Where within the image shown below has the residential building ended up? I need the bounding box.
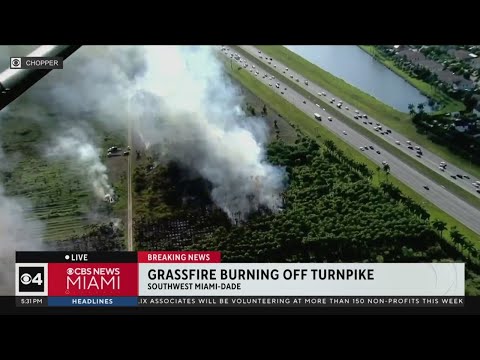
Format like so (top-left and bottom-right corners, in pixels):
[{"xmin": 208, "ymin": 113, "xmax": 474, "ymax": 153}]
[{"xmin": 448, "ymin": 49, "xmax": 472, "ymax": 61}]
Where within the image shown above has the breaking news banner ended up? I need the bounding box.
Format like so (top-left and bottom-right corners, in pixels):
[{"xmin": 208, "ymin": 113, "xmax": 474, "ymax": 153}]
[{"xmin": 15, "ymin": 251, "xmax": 465, "ymax": 307}]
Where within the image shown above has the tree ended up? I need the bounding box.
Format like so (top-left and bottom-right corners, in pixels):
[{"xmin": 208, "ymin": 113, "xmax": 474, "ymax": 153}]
[
  {"xmin": 382, "ymin": 163, "xmax": 390, "ymax": 181},
  {"xmin": 432, "ymin": 219, "xmax": 447, "ymax": 238},
  {"xmin": 262, "ymin": 104, "xmax": 267, "ymax": 116},
  {"xmin": 408, "ymin": 104, "xmax": 416, "ymax": 117},
  {"xmin": 450, "ymin": 226, "xmax": 465, "ymax": 251},
  {"xmin": 417, "ymin": 103, "xmax": 425, "ymax": 113}
]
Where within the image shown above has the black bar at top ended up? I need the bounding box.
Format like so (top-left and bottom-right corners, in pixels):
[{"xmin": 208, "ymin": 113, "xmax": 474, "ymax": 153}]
[{"xmin": 16, "ymin": 252, "xmax": 137, "ymax": 263}]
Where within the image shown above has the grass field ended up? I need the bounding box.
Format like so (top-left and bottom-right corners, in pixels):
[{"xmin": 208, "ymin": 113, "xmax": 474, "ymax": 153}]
[
  {"xmin": 253, "ymin": 45, "xmax": 480, "ymax": 181},
  {"xmin": 0, "ymin": 111, "xmax": 125, "ymax": 242},
  {"xmin": 359, "ymin": 45, "xmax": 465, "ymax": 114},
  {"xmin": 232, "ymin": 46, "xmax": 480, "ymax": 212},
  {"xmin": 224, "ymin": 58, "xmax": 480, "ymax": 249}
]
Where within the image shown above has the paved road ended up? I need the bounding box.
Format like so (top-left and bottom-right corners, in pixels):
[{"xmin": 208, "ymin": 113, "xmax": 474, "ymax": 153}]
[
  {"xmin": 220, "ymin": 46, "xmax": 480, "ymax": 236},
  {"xmin": 127, "ymin": 116, "xmax": 133, "ymax": 251},
  {"xmin": 239, "ymin": 45, "xmax": 480, "ymax": 199}
]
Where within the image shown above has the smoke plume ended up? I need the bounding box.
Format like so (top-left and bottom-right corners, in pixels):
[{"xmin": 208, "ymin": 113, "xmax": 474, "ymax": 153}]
[
  {"xmin": 41, "ymin": 46, "xmax": 285, "ymax": 220},
  {"xmin": 46, "ymin": 127, "xmax": 113, "ymax": 200},
  {"xmin": 2, "ymin": 45, "xmax": 286, "ymax": 221}
]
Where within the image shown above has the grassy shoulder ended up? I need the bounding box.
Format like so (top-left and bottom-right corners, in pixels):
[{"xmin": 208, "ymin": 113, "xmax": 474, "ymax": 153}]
[
  {"xmin": 232, "ymin": 46, "xmax": 480, "ymax": 212},
  {"xmin": 255, "ymin": 45, "xmax": 480, "ymax": 181},
  {"xmin": 360, "ymin": 45, "xmax": 465, "ymax": 114},
  {"xmin": 225, "ymin": 60, "xmax": 480, "ymax": 247}
]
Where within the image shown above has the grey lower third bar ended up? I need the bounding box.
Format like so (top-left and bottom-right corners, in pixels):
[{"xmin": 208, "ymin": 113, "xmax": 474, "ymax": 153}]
[
  {"xmin": 10, "ymin": 57, "xmax": 63, "ymax": 70},
  {"xmin": 138, "ymin": 296, "xmax": 465, "ymax": 307}
]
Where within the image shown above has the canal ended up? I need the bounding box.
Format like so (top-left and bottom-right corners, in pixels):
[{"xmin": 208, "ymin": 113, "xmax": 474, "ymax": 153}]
[{"xmin": 286, "ymin": 45, "xmax": 432, "ymax": 113}]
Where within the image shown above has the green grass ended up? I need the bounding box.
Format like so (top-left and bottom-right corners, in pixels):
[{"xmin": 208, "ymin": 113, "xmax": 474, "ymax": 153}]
[
  {"xmin": 359, "ymin": 46, "xmax": 465, "ymax": 115},
  {"xmin": 232, "ymin": 46, "xmax": 480, "ymax": 211},
  {"xmin": 224, "ymin": 59, "xmax": 480, "ymax": 249},
  {"xmin": 253, "ymin": 45, "xmax": 480, "ymax": 181}
]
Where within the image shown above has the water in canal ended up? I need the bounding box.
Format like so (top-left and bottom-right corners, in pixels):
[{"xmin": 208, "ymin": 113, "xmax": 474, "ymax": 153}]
[{"xmin": 286, "ymin": 45, "xmax": 432, "ymax": 113}]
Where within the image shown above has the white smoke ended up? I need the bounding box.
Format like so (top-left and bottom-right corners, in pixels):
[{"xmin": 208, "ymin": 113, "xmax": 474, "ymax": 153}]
[
  {"xmin": 3, "ymin": 45, "xmax": 286, "ymax": 221},
  {"xmin": 0, "ymin": 143, "xmax": 45, "ymax": 295},
  {"xmin": 45, "ymin": 127, "xmax": 113, "ymax": 200}
]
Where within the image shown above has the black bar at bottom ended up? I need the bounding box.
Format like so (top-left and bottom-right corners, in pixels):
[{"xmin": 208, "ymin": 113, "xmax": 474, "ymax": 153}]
[{"xmin": 137, "ymin": 296, "xmax": 464, "ymax": 307}]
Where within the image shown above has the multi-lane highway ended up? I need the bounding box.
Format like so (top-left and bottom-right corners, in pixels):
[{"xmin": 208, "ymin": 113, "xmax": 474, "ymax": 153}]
[
  {"xmin": 220, "ymin": 46, "xmax": 480, "ymax": 235},
  {"xmin": 238, "ymin": 45, "xmax": 480, "ymax": 198}
]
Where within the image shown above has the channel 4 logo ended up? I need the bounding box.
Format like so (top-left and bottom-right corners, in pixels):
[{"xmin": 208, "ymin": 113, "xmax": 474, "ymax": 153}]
[
  {"xmin": 15, "ymin": 263, "xmax": 48, "ymax": 296},
  {"xmin": 18, "ymin": 267, "xmax": 44, "ymax": 292}
]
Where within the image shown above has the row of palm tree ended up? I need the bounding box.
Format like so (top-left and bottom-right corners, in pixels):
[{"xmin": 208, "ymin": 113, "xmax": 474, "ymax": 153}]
[{"xmin": 432, "ymin": 219, "xmax": 479, "ymax": 260}]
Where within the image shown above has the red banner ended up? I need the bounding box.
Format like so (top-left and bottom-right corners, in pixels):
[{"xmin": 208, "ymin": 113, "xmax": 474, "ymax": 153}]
[
  {"xmin": 48, "ymin": 263, "xmax": 138, "ymax": 296},
  {"xmin": 138, "ymin": 251, "xmax": 221, "ymax": 263}
]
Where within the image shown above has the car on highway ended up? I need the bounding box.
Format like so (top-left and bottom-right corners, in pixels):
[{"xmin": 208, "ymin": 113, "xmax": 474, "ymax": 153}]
[
  {"xmin": 355, "ymin": 110, "xmax": 360, "ymax": 114},
  {"xmin": 439, "ymin": 167, "xmax": 445, "ymax": 171},
  {"xmin": 364, "ymin": 146, "xmax": 369, "ymax": 150},
  {"xmin": 269, "ymin": 83, "xmax": 272, "ymax": 86},
  {"xmin": 406, "ymin": 140, "xmax": 412, "ymax": 145},
  {"xmin": 376, "ymin": 150, "xmax": 381, "ymax": 154},
  {"xmin": 476, "ymin": 181, "xmax": 480, "ymax": 186},
  {"xmin": 314, "ymin": 113, "xmax": 322, "ymax": 120},
  {"xmin": 290, "ymin": 75, "xmax": 294, "ymax": 78},
  {"xmin": 363, "ymin": 114, "xmax": 368, "ymax": 119},
  {"xmin": 303, "ymin": 100, "xmax": 306, "ymax": 104},
  {"xmin": 354, "ymin": 115, "xmax": 358, "ymax": 119},
  {"xmin": 332, "ymin": 98, "xmax": 336, "ymax": 102},
  {"xmin": 382, "ymin": 160, "xmax": 388, "ymax": 165},
  {"xmin": 423, "ymin": 186, "xmax": 429, "ymax": 190},
  {"xmin": 415, "ymin": 146, "xmax": 421, "ymax": 150},
  {"xmin": 416, "ymin": 153, "xmax": 422, "ymax": 158},
  {"xmin": 304, "ymin": 80, "xmax": 309, "ymax": 85},
  {"xmin": 395, "ymin": 141, "xmax": 401, "ymax": 145},
  {"xmin": 285, "ymin": 67, "xmax": 288, "ymax": 71},
  {"xmin": 275, "ymin": 83, "xmax": 280, "ymax": 88},
  {"xmin": 451, "ymin": 175, "xmax": 457, "ymax": 179},
  {"xmin": 296, "ymin": 78, "xmax": 300, "ymax": 82},
  {"xmin": 457, "ymin": 174, "xmax": 464, "ymax": 179},
  {"xmin": 274, "ymin": 64, "xmax": 277, "ymax": 68},
  {"xmin": 315, "ymin": 103, "xmax": 320, "ymax": 107},
  {"xmin": 386, "ymin": 129, "xmax": 392, "ymax": 134},
  {"xmin": 328, "ymin": 117, "xmax": 332, "ymax": 121},
  {"xmin": 369, "ymin": 146, "xmax": 374, "ymax": 150},
  {"xmin": 363, "ymin": 121, "xmax": 368, "ymax": 124},
  {"xmin": 477, "ymin": 189, "xmax": 480, "ymax": 194},
  {"xmin": 464, "ymin": 175, "xmax": 470, "ymax": 179},
  {"xmin": 259, "ymin": 55, "xmax": 263, "ymax": 59},
  {"xmin": 368, "ymin": 121, "xmax": 373, "ymax": 125},
  {"xmin": 322, "ymin": 92, "xmax": 326, "ymax": 96},
  {"xmin": 258, "ymin": 50, "xmax": 261, "ymax": 53},
  {"xmin": 322, "ymin": 108, "xmax": 325, "ymax": 111},
  {"xmin": 281, "ymin": 92, "xmax": 284, "ymax": 94},
  {"xmin": 342, "ymin": 131, "xmax": 347, "ymax": 135},
  {"xmin": 407, "ymin": 146, "xmax": 413, "ymax": 150},
  {"xmin": 374, "ymin": 127, "xmax": 379, "ymax": 131},
  {"xmin": 345, "ymin": 106, "xmax": 349, "ymax": 110},
  {"xmin": 360, "ymin": 147, "xmax": 364, "ymax": 151},
  {"xmin": 473, "ymin": 183, "xmax": 479, "ymax": 188}
]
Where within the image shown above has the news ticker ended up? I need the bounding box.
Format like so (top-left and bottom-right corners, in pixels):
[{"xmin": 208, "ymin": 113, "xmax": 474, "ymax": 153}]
[
  {"xmin": 15, "ymin": 251, "xmax": 465, "ymax": 307},
  {"xmin": 10, "ymin": 57, "xmax": 63, "ymax": 70}
]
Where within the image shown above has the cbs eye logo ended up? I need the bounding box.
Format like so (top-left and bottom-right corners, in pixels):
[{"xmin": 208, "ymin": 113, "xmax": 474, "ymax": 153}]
[
  {"xmin": 18, "ymin": 267, "xmax": 44, "ymax": 292},
  {"xmin": 10, "ymin": 57, "xmax": 22, "ymax": 69}
]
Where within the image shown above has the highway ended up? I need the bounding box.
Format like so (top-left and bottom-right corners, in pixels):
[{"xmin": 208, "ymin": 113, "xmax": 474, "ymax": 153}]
[
  {"xmin": 220, "ymin": 46, "xmax": 480, "ymax": 236},
  {"xmin": 239, "ymin": 45, "xmax": 480, "ymax": 199}
]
